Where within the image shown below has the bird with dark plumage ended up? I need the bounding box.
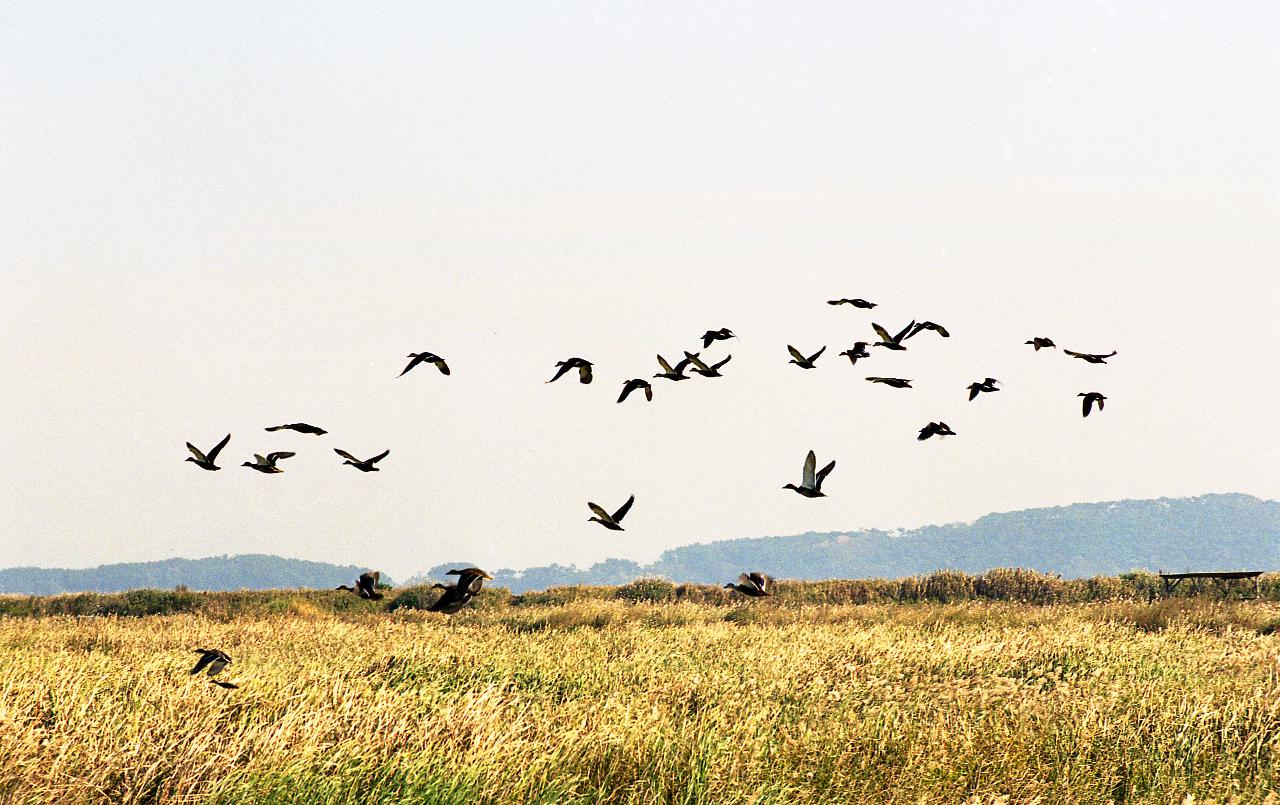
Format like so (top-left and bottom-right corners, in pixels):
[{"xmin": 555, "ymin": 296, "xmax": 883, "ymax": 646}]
[
  {"xmin": 185, "ymin": 434, "xmax": 231, "ymax": 471},
  {"xmin": 684, "ymin": 351, "xmax": 731, "ymax": 377},
  {"xmin": 191, "ymin": 648, "xmax": 232, "ymax": 678},
  {"xmin": 966, "ymin": 378, "xmax": 1000, "ymax": 400},
  {"xmin": 917, "ymin": 421, "xmax": 956, "ymax": 441},
  {"xmin": 701, "ymin": 328, "xmax": 735, "ymax": 349},
  {"xmin": 334, "ymin": 448, "xmax": 390, "ymax": 472},
  {"xmin": 264, "ymin": 423, "xmax": 327, "ymax": 435},
  {"xmin": 827, "ymin": 298, "xmax": 876, "ymax": 309},
  {"xmin": 865, "ymin": 376, "xmax": 912, "ymax": 388},
  {"xmin": 427, "ymin": 568, "xmax": 493, "ymax": 614},
  {"xmin": 399, "ymin": 352, "xmax": 450, "ymax": 377},
  {"xmin": 1025, "ymin": 337, "xmax": 1056, "ymax": 351},
  {"xmin": 653, "ymin": 354, "xmax": 693, "ymax": 381},
  {"xmin": 783, "ymin": 450, "xmax": 835, "ymax": 498},
  {"xmin": 1064, "ymin": 349, "xmax": 1117, "ymax": 364},
  {"xmin": 787, "ymin": 345, "xmax": 826, "ymax": 369},
  {"xmin": 242, "ymin": 452, "xmax": 295, "ymax": 473},
  {"xmin": 725, "ymin": 572, "xmax": 774, "ymax": 597},
  {"xmin": 548, "ymin": 357, "xmax": 593, "ymax": 384},
  {"xmin": 907, "ymin": 321, "xmax": 950, "ymax": 339},
  {"xmin": 618, "ymin": 379, "xmax": 653, "ymax": 403},
  {"xmin": 871, "ymin": 321, "xmax": 915, "ymax": 351},
  {"xmin": 1079, "ymin": 392, "xmax": 1107, "ymax": 417},
  {"xmin": 838, "ymin": 342, "xmax": 871, "ymax": 365},
  {"xmin": 588, "ymin": 495, "xmax": 635, "ymax": 531},
  {"xmin": 337, "ymin": 571, "xmax": 384, "ymax": 600}
]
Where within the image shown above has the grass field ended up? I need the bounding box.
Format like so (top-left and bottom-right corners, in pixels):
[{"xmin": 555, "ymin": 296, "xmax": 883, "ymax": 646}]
[{"xmin": 2, "ymin": 592, "xmax": 1280, "ymax": 803}]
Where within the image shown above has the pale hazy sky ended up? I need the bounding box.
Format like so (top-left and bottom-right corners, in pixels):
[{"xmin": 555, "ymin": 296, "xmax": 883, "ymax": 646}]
[{"xmin": 2, "ymin": 2, "xmax": 1277, "ymax": 581}]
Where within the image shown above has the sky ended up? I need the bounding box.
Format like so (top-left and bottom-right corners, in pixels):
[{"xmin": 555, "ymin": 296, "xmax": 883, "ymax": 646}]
[{"xmin": 2, "ymin": 2, "xmax": 1277, "ymax": 582}]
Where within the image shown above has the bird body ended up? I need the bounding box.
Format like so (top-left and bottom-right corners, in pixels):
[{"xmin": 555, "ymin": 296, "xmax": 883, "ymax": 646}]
[
  {"xmin": 865, "ymin": 376, "xmax": 913, "ymax": 388},
  {"xmin": 185, "ymin": 434, "xmax": 231, "ymax": 471},
  {"xmin": 1064, "ymin": 349, "xmax": 1117, "ymax": 364},
  {"xmin": 827, "ymin": 298, "xmax": 876, "ymax": 309},
  {"xmin": 838, "ymin": 343, "xmax": 871, "ymax": 364},
  {"xmin": 427, "ymin": 568, "xmax": 493, "ymax": 614},
  {"xmin": 549, "ymin": 358, "xmax": 593, "ymax": 384},
  {"xmin": 701, "ymin": 328, "xmax": 735, "ymax": 348},
  {"xmin": 787, "ymin": 345, "xmax": 826, "ymax": 369},
  {"xmin": 967, "ymin": 378, "xmax": 1000, "ymax": 400},
  {"xmin": 399, "ymin": 352, "xmax": 450, "ymax": 377},
  {"xmin": 242, "ymin": 452, "xmax": 295, "ymax": 473},
  {"xmin": 1079, "ymin": 392, "xmax": 1107, "ymax": 417},
  {"xmin": 871, "ymin": 321, "xmax": 915, "ymax": 350},
  {"xmin": 264, "ymin": 423, "xmax": 327, "ymax": 435},
  {"xmin": 337, "ymin": 571, "xmax": 384, "ymax": 600},
  {"xmin": 334, "ymin": 448, "xmax": 390, "ymax": 472},
  {"xmin": 684, "ymin": 351, "xmax": 731, "ymax": 377},
  {"xmin": 726, "ymin": 572, "xmax": 774, "ymax": 597},
  {"xmin": 191, "ymin": 648, "xmax": 231, "ymax": 678},
  {"xmin": 918, "ymin": 421, "xmax": 956, "ymax": 441},
  {"xmin": 618, "ymin": 379, "xmax": 653, "ymax": 403},
  {"xmin": 783, "ymin": 450, "xmax": 835, "ymax": 498},
  {"xmin": 654, "ymin": 354, "xmax": 694, "ymax": 381},
  {"xmin": 588, "ymin": 495, "xmax": 635, "ymax": 530},
  {"xmin": 1025, "ymin": 337, "xmax": 1056, "ymax": 350},
  {"xmin": 907, "ymin": 321, "xmax": 950, "ymax": 339}
]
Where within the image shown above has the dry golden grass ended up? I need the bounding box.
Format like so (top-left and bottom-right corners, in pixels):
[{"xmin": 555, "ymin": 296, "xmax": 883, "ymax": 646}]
[{"xmin": 3, "ymin": 599, "xmax": 1280, "ymax": 803}]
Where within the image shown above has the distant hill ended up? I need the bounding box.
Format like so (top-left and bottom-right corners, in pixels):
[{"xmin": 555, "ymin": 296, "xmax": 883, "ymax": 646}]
[
  {"xmin": 0, "ymin": 555, "xmax": 385, "ymax": 596},
  {"xmin": 415, "ymin": 494, "xmax": 1280, "ymax": 593}
]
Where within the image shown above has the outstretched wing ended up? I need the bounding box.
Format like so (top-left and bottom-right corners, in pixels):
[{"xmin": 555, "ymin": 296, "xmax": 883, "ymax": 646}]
[
  {"xmin": 806, "ymin": 346, "xmax": 826, "ymax": 363},
  {"xmin": 787, "ymin": 345, "xmax": 806, "ymax": 362},
  {"xmin": 587, "ymin": 502, "xmax": 611, "ymax": 520},
  {"xmin": 736, "ymin": 573, "xmax": 757, "ymax": 589},
  {"xmin": 432, "ymin": 357, "xmax": 451, "ymax": 375},
  {"xmin": 748, "ymin": 572, "xmax": 771, "ymax": 592},
  {"xmin": 334, "ymin": 448, "xmax": 360, "ymax": 463},
  {"xmin": 711, "ymin": 355, "xmax": 732, "ymax": 371},
  {"xmin": 577, "ymin": 364, "xmax": 593, "ymax": 384},
  {"xmin": 206, "ymin": 434, "xmax": 231, "ymax": 462},
  {"xmin": 618, "ymin": 381, "xmax": 637, "ymax": 403},
  {"xmin": 802, "ymin": 450, "xmax": 817, "ymax": 488},
  {"xmin": 701, "ymin": 332, "xmax": 715, "ymax": 348},
  {"xmin": 656, "ymin": 354, "xmax": 674, "ymax": 374},
  {"xmin": 398, "ymin": 354, "xmax": 426, "ymax": 377},
  {"xmin": 683, "ymin": 351, "xmax": 708, "ymax": 371},
  {"xmin": 190, "ymin": 651, "xmax": 215, "ymax": 675},
  {"xmin": 1063, "ymin": 349, "xmax": 1084, "ymax": 359},
  {"xmin": 871, "ymin": 323, "xmax": 892, "ymax": 343},
  {"xmin": 368, "ymin": 450, "xmax": 390, "ymax": 464},
  {"xmin": 611, "ymin": 494, "xmax": 635, "ymax": 523},
  {"xmin": 827, "ymin": 299, "xmax": 846, "ymax": 306},
  {"xmin": 643, "ymin": 384, "xmax": 653, "ymax": 401},
  {"xmin": 814, "ymin": 460, "xmax": 836, "ymax": 490},
  {"xmin": 893, "ymin": 320, "xmax": 916, "ymax": 343},
  {"xmin": 186, "ymin": 443, "xmax": 207, "ymax": 462},
  {"xmin": 265, "ymin": 451, "xmax": 295, "ymax": 465},
  {"xmin": 968, "ymin": 385, "xmax": 980, "ymax": 401},
  {"xmin": 547, "ymin": 362, "xmax": 574, "ymax": 383}
]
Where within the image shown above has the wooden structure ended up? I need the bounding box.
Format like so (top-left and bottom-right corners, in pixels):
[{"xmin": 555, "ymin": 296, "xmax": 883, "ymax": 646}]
[{"xmin": 1159, "ymin": 571, "xmax": 1264, "ymax": 598}]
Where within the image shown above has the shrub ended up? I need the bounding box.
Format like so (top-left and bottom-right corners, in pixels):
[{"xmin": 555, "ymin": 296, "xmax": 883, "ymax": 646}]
[{"xmin": 614, "ymin": 578, "xmax": 676, "ymax": 604}]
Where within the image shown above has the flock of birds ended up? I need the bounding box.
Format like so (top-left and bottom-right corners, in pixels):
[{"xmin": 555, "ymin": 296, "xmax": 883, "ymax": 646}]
[{"xmin": 183, "ymin": 295, "xmax": 1115, "ymax": 689}]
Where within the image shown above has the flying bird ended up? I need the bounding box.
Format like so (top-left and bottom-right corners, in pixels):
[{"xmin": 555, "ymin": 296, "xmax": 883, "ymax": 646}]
[
  {"xmin": 588, "ymin": 495, "xmax": 635, "ymax": 531},
  {"xmin": 427, "ymin": 568, "xmax": 493, "ymax": 614},
  {"xmin": 654, "ymin": 354, "xmax": 694, "ymax": 381},
  {"xmin": 337, "ymin": 571, "xmax": 384, "ymax": 600},
  {"xmin": 1078, "ymin": 392, "xmax": 1107, "ymax": 417},
  {"xmin": 399, "ymin": 352, "xmax": 450, "ymax": 377},
  {"xmin": 966, "ymin": 378, "xmax": 1000, "ymax": 400},
  {"xmin": 827, "ymin": 298, "xmax": 876, "ymax": 309},
  {"xmin": 917, "ymin": 421, "xmax": 956, "ymax": 441},
  {"xmin": 1025, "ymin": 337, "xmax": 1056, "ymax": 351},
  {"xmin": 618, "ymin": 379, "xmax": 653, "ymax": 403},
  {"xmin": 264, "ymin": 423, "xmax": 327, "ymax": 435},
  {"xmin": 548, "ymin": 358, "xmax": 593, "ymax": 384},
  {"xmin": 787, "ymin": 345, "xmax": 826, "ymax": 369},
  {"xmin": 185, "ymin": 434, "xmax": 231, "ymax": 471},
  {"xmin": 683, "ymin": 351, "xmax": 731, "ymax": 377},
  {"xmin": 865, "ymin": 376, "xmax": 913, "ymax": 388},
  {"xmin": 241, "ymin": 452, "xmax": 296, "ymax": 473},
  {"xmin": 871, "ymin": 321, "xmax": 916, "ymax": 351},
  {"xmin": 1064, "ymin": 349, "xmax": 1117, "ymax": 364},
  {"xmin": 334, "ymin": 448, "xmax": 390, "ymax": 472},
  {"xmin": 725, "ymin": 572, "xmax": 775, "ymax": 597},
  {"xmin": 701, "ymin": 328, "xmax": 735, "ymax": 349},
  {"xmin": 783, "ymin": 450, "xmax": 835, "ymax": 498},
  {"xmin": 907, "ymin": 321, "xmax": 950, "ymax": 339},
  {"xmin": 190, "ymin": 648, "xmax": 232, "ymax": 678},
  {"xmin": 838, "ymin": 343, "xmax": 871, "ymax": 365}
]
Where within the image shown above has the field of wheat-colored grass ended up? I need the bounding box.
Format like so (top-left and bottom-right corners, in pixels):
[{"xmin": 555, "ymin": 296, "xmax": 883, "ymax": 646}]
[{"xmin": 3, "ymin": 597, "xmax": 1280, "ymax": 804}]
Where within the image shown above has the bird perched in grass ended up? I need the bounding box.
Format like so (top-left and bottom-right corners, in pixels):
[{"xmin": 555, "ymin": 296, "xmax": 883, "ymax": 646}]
[
  {"xmin": 783, "ymin": 450, "xmax": 835, "ymax": 498},
  {"xmin": 787, "ymin": 345, "xmax": 826, "ymax": 369},
  {"xmin": 548, "ymin": 357, "xmax": 593, "ymax": 384},
  {"xmin": 726, "ymin": 572, "xmax": 774, "ymax": 597},
  {"xmin": 588, "ymin": 495, "xmax": 635, "ymax": 531},
  {"xmin": 185, "ymin": 434, "xmax": 231, "ymax": 471},
  {"xmin": 1078, "ymin": 392, "xmax": 1107, "ymax": 417},
  {"xmin": 399, "ymin": 352, "xmax": 450, "ymax": 377},
  {"xmin": 334, "ymin": 449, "xmax": 390, "ymax": 472},
  {"xmin": 242, "ymin": 452, "xmax": 295, "ymax": 473}
]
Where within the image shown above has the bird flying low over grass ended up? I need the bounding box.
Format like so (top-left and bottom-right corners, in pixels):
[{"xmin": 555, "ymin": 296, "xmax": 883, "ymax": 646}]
[
  {"xmin": 917, "ymin": 421, "xmax": 956, "ymax": 441},
  {"xmin": 337, "ymin": 571, "xmax": 384, "ymax": 600},
  {"xmin": 838, "ymin": 342, "xmax": 871, "ymax": 365},
  {"xmin": 1064, "ymin": 349, "xmax": 1117, "ymax": 364},
  {"xmin": 242, "ymin": 452, "xmax": 295, "ymax": 473},
  {"xmin": 654, "ymin": 354, "xmax": 693, "ymax": 381},
  {"xmin": 865, "ymin": 376, "xmax": 913, "ymax": 388},
  {"xmin": 787, "ymin": 345, "xmax": 826, "ymax": 369},
  {"xmin": 548, "ymin": 357, "xmax": 593, "ymax": 384},
  {"xmin": 701, "ymin": 328, "xmax": 735, "ymax": 349},
  {"xmin": 967, "ymin": 378, "xmax": 1000, "ymax": 400},
  {"xmin": 783, "ymin": 450, "xmax": 835, "ymax": 498},
  {"xmin": 185, "ymin": 434, "xmax": 231, "ymax": 471},
  {"xmin": 726, "ymin": 572, "xmax": 774, "ymax": 597},
  {"xmin": 427, "ymin": 568, "xmax": 493, "ymax": 614},
  {"xmin": 588, "ymin": 495, "xmax": 635, "ymax": 531},
  {"xmin": 618, "ymin": 379, "xmax": 653, "ymax": 403},
  {"xmin": 191, "ymin": 648, "xmax": 232, "ymax": 678},
  {"xmin": 684, "ymin": 351, "xmax": 731, "ymax": 377},
  {"xmin": 399, "ymin": 352, "xmax": 450, "ymax": 377},
  {"xmin": 334, "ymin": 449, "xmax": 390, "ymax": 472},
  {"xmin": 907, "ymin": 321, "xmax": 950, "ymax": 339},
  {"xmin": 871, "ymin": 321, "xmax": 915, "ymax": 351},
  {"xmin": 1078, "ymin": 392, "xmax": 1107, "ymax": 417},
  {"xmin": 827, "ymin": 298, "xmax": 876, "ymax": 309},
  {"xmin": 264, "ymin": 423, "xmax": 327, "ymax": 435},
  {"xmin": 1026, "ymin": 337, "xmax": 1056, "ymax": 350}
]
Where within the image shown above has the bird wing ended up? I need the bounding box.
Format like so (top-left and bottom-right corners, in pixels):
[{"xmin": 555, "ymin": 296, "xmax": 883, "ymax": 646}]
[
  {"xmin": 968, "ymin": 385, "xmax": 979, "ymax": 401},
  {"xmin": 1082, "ymin": 396, "xmax": 1093, "ymax": 417},
  {"xmin": 749, "ymin": 572, "xmax": 771, "ymax": 592},
  {"xmin": 618, "ymin": 382, "xmax": 637, "ymax": 403},
  {"xmin": 398, "ymin": 354, "xmax": 426, "ymax": 377},
  {"xmin": 787, "ymin": 345, "xmax": 806, "ymax": 362},
  {"xmin": 802, "ymin": 450, "xmax": 817, "ymax": 488},
  {"xmin": 433, "ymin": 358, "xmax": 451, "ymax": 375},
  {"xmin": 656, "ymin": 354, "xmax": 674, "ymax": 374},
  {"xmin": 206, "ymin": 434, "xmax": 231, "ymax": 462},
  {"xmin": 815, "ymin": 460, "xmax": 836, "ymax": 489},
  {"xmin": 1063, "ymin": 349, "xmax": 1084, "ymax": 359},
  {"xmin": 577, "ymin": 364, "xmax": 593, "ymax": 384},
  {"xmin": 933, "ymin": 323, "xmax": 950, "ymax": 337},
  {"xmin": 587, "ymin": 502, "xmax": 612, "ymax": 520},
  {"xmin": 701, "ymin": 332, "xmax": 715, "ymax": 348},
  {"xmin": 186, "ymin": 443, "xmax": 207, "ymax": 462},
  {"xmin": 206, "ymin": 657, "xmax": 228, "ymax": 676},
  {"xmin": 368, "ymin": 450, "xmax": 390, "ymax": 464},
  {"xmin": 893, "ymin": 320, "xmax": 916, "ymax": 343},
  {"xmin": 253, "ymin": 454, "xmax": 268, "ymax": 465},
  {"xmin": 547, "ymin": 362, "xmax": 574, "ymax": 383},
  {"xmin": 643, "ymin": 384, "xmax": 653, "ymax": 401},
  {"xmin": 736, "ymin": 573, "xmax": 757, "ymax": 589},
  {"xmin": 806, "ymin": 346, "xmax": 826, "ymax": 363},
  {"xmin": 266, "ymin": 452, "xmax": 295, "ymax": 465},
  {"xmin": 683, "ymin": 351, "xmax": 708, "ymax": 371},
  {"xmin": 1096, "ymin": 396, "xmax": 1104, "ymax": 411},
  {"xmin": 827, "ymin": 299, "xmax": 845, "ymax": 305},
  {"xmin": 611, "ymin": 495, "xmax": 635, "ymax": 523},
  {"xmin": 673, "ymin": 355, "xmax": 694, "ymax": 373},
  {"xmin": 871, "ymin": 323, "xmax": 892, "ymax": 343},
  {"xmin": 334, "ymin": 449, "xmax": 360, "ymax": 463},
  {"xmin": 711, "ymin": 355, "xmax": 732, "ymax": 371},
  {"xmin": 190, "ymin": 652, "xmax": 214, "ymax": 675}
]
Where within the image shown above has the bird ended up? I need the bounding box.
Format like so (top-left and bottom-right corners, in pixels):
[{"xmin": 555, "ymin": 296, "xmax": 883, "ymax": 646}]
[
  {"xmin": 838, "ymin": 343, "xmax": 871, "ymax": 365},
  {"xmin": 190, "ymin": 648, "xmax": 232, "ymax": 678},
  {"xmin": 337, "ymin": 571, "xmax": 384, "ymax": 600},
  {"xmin": 725, "ymin": 572, "xmax": 774, "ymax": 597},
  {"xmin": 783, "ymin": 450, "xmax": 835, "ymax": 498},
  {"xmin": 264, "ymin": 423, "xmax": 327, "ymax": 436},
  {"xmin": 588, "ymin": 495, "xmax": 635, "ymax": 531},
  {"xmin": 399, "ymin": 352, "xmax": 450, "ymax": 377},
  {"xmin": 1025, "ymin": 337, "xmax": 1056, "ymax": 351},
  {"xmin": 427, "ymin": 568, "xmax": 493, "ymax": 614},
  {"xmin": 871, "ymin": 321, "xmax": 916, "ymax": 351},
  {"xmin": 701, "ymin": 328, "xmax": 735, "ymax": 349},
  {"xmin": 917, "ymin": 421, "xmax": 956, "ymax": 441},
  {"xmin": 242, "ymin": 452, "xmax": 295, "ymax": 473},
  {"xmin": 653, "ymin": 354, "xmax": 694, "ymax": 381},
  {"xmin": 827, "ymin": 298, "xmax": 876, "ymax": 309},
  {"xmin": 209, "ymin": 680, "xmax": 239, "ymax": 690},
  {"xmin": 1064, "ymin": 349, "xmax": 1117, "ymax": 364},
  {"xmin": 787, "ymin": 345, "xmax": 826, "ymax": 369},
  {"xmin": 185, "ymin": 434, "xmax": 231, "ymax": 471},
  {"xmin": 334, "ymin": 449, "xmax": 390, "ymax": 472},
  {"xmin": 618, "ymin": 379, "xmax": 653, "ymax": 403},
  {"xmin": 548, "ymin": 358, "xmax": 593, "ymax": 384},
  {"xmin": 1079, "ymin": 392, "xmax": 1107, "ymax": 417},
  {"xmin": 865, "ymin": 376, "xmax": 913, "ymax": 388},
  {"xmin": 683, "ymin": 351, "xmax": 731, "ymax": 377},
  {"xmin": 907, "ymin": 321, "xmax": 950, "ymax": 339},
  {"xmin": 966, "ymin": 378, "xmax": 1000, "ymax": 400}
]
